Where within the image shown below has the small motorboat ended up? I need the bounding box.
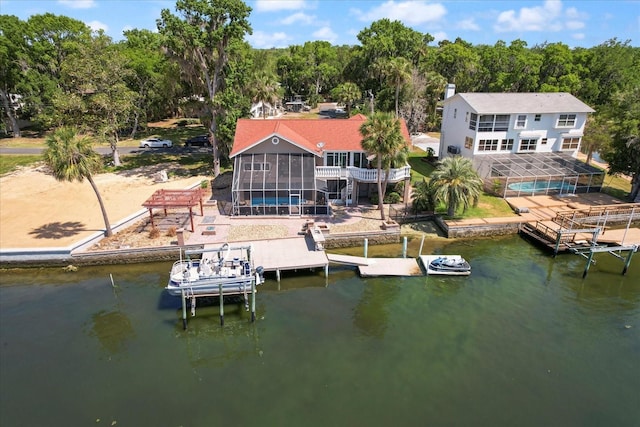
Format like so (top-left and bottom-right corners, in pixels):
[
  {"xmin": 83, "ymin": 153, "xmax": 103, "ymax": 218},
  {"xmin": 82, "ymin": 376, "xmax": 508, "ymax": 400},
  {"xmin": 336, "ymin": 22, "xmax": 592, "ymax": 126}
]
[{"xmin": 427, "ymin": 256, "xmax": 471, "ymax": 276}]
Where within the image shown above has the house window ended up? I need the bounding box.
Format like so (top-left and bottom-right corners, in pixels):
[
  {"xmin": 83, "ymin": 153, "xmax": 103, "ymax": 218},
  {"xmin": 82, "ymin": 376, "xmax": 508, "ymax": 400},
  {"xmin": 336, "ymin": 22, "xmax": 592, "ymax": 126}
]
[
  {"xmin": 534, "ymin": 114, "xmax": 541, "ymax": 121},
  {"xmin": 478, "ymin": 139, "xmax": 499, "ymax": 151},
  {"xmin": 465, "ymin": 112, "xmax": 469, "ymax": 122},
  {"xmin": 515, "ymin": 115, "xmax": 527, "ymax": 129},
  {"xmin": 519, "ymin": 139, "xmax": 537, "ymax": 152},
  {"xmin": 464, "ymin": 136, "xmax": 473, "ymax": 149},
  {"xmin": 541, "ymin": 138, "xmax": 548, "ymax": 145},
  {"xmin": 501, "ymin": 139, "xmax": 514, "ymax": 150},
  {"xmin": 469, "ymin": 113, "xmax": 477, "ymax": 130},
  {"xmin": 454, "ymin": 108, "xmax": 457, "ymax": 119},
  {"xmin": 562, "ymin": 137, "xmax": 580, "ymax": 150},
  {"xmin": 557, "ymin": 114, "xmax": 576, "ymax": 127},
  {"xmin": 326, "ymin": 152, "xmax": 348, "ymax": 167},
  {"xmin": 478, "ymin": 114, "xmax": 510, "ymax": 132}
]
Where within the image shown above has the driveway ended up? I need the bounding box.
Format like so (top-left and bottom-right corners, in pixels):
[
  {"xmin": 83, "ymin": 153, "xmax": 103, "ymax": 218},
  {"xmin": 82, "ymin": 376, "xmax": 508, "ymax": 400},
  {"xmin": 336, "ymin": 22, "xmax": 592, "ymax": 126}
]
[{"xmin": 411, "ymin": 133, "xmax": 440, "ymax": 157}]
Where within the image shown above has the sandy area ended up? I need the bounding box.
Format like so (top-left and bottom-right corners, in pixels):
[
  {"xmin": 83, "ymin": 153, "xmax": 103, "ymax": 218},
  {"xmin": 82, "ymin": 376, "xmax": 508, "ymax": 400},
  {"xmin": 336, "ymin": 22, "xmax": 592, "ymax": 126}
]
[{"xmin": 0, "ymin": 165, "xmax": 208, "ymax": 249}]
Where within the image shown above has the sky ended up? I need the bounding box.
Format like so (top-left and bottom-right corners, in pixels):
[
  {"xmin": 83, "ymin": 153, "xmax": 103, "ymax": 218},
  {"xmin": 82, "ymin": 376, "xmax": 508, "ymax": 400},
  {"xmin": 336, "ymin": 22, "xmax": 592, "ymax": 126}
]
[{"xmin": 1, "ymin": 0, "xmax": 638, "ymax": 49}]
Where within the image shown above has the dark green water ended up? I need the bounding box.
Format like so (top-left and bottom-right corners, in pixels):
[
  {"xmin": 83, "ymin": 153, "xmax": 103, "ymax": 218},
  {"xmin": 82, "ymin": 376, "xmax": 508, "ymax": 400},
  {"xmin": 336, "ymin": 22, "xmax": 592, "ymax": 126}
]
[{"xmin": 1, "ymin": 235, "xmax": 639, "ymax": 426}]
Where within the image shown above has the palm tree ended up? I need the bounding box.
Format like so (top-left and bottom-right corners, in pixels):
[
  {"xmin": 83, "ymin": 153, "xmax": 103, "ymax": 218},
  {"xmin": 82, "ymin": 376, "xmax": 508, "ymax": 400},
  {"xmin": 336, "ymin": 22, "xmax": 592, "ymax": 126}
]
[
  {"xmin": 377, "ymin": 57, "xmax": 412, "ymax": 117},
  {"xmin": 359, "ymin": 112, "xmax": 407, "ymax": 220},
  {"xmin": 42, "ymin": 127, "xmax": 113, "ymax": 237},
  {"xmin": 331, "ymin": 82, "xmax": 361, "ymax": 115},
  {"xmin": 430, "ymin": 156, "xmax": 483, "ymax": 217},
  {"xmin": 251, "ymin": 72, "xmax": 281, "ymax": 119}
]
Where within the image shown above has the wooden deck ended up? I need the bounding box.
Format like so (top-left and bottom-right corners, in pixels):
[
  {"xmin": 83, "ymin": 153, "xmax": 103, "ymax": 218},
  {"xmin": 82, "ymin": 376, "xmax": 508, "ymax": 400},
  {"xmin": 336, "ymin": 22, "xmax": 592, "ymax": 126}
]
[{"xmin": 358, "ymin": 258, "xmax": 423, "ymax": 277}]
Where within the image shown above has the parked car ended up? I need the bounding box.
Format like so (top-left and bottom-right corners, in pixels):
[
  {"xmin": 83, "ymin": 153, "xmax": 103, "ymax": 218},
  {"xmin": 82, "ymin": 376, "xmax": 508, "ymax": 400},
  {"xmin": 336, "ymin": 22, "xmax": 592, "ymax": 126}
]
[
  {"xmin": 139, "ymin": 137, "xmax": 172, "ymax": 148},
  {"xmin": 185, "ymin": 134, "xmax": 211, "ymax": 147}
]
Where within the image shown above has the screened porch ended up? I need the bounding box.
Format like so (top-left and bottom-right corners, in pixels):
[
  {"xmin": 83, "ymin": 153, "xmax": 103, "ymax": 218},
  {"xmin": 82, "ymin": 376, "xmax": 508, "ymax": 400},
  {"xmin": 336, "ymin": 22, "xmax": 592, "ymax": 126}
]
[
  {"xmin": 474, "ymin": 153, "xmax": 605, "ymax": 198},
  {"xmin": 231, "ymin": 152, "xmax": 330, "ymax": 216}
]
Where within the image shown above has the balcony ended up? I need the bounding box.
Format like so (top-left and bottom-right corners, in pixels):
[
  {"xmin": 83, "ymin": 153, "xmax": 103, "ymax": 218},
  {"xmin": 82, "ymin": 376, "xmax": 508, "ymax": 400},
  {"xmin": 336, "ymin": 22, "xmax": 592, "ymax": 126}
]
[{"xmin": 315, "ymin": 165, "xmax": 411, "ymax": 183}]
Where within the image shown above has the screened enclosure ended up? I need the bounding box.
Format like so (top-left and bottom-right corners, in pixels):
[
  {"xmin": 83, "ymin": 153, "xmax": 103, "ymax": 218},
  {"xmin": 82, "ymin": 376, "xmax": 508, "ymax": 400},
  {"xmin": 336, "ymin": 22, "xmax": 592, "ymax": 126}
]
[
  {"xmin": 231, "ymin": 153, "xmax": 329, "ymax": 216},
  {"xmin": 474, "ymin": 153, "xmax": 605, "ymax": 198}
]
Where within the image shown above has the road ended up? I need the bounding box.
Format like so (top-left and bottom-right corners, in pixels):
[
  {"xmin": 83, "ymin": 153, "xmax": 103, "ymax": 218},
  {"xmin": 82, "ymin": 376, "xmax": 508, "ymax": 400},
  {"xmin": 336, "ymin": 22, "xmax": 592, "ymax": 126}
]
[{"xmin": 0, "ymin": 146, "xmax": 211, "ymax": 155}]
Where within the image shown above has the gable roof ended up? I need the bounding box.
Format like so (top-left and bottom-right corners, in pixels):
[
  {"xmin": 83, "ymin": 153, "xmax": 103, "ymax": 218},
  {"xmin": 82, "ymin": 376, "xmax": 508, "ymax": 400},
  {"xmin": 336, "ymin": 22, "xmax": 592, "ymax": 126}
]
[
  {"xmin": 446, "ymin": 92, "xmax": 595, "ymax": 114},
  {"xmin": 230, "ymin": 114, "xmax": 411, "ymax": 157}
]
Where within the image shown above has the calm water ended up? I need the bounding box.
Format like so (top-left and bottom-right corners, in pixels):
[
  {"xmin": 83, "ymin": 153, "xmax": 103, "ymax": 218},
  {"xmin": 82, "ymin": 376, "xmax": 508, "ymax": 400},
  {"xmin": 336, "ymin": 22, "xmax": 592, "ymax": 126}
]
[{"xmin": 1, "ymin": 236, "xmax": 639, "ymax": 426}]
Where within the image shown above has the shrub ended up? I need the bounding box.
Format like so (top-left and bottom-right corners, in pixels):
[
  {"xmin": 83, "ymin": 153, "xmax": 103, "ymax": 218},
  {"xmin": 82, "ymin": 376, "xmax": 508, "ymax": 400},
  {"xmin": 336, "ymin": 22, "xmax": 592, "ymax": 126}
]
[
  {"xmin": 148, "ymin": 228, "xmax": 161, "ymax": 239},
  {"xmin": 166, "ymin": 226, "xmax": 177, "ymax": 237}
]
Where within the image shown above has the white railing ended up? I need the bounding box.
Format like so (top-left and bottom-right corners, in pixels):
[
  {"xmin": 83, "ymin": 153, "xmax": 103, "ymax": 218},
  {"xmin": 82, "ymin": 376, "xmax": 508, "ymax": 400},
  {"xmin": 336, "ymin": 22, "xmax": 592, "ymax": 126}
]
[{"xmin": 315, "ymin": 165, "xmax": 411, "ymax": 182}]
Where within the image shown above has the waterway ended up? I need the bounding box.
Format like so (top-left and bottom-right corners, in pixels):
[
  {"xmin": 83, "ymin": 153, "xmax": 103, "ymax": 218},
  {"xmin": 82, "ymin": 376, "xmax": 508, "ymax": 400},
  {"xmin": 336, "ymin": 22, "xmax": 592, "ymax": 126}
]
[{"xmin": 1, "ymin": 235, "xmax": 639, "ymax": 426}]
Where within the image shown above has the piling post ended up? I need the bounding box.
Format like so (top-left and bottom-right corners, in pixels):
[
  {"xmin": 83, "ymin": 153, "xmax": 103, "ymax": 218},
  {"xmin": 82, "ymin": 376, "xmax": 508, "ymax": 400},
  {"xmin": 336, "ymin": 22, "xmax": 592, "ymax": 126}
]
[
  {"xmin": 622, "ymin": 247, "xmax": 635, "ymax": 275},
  {"xmin": 554, "ymin": 231, "xmax": 562, "ymax": 257},
  {"xmin": 419, "ymin": 235, "xmax": 425, "ymax": 256},
  {"xmin": 251, "ymin": 275, "xmax": 257, "ymax": 322},
  {"xmin": 324, "ymin": 263, "xmax": 329, "ymax": 277},
  {"xmin": 582, "ymin": 249, "xmax": 595, "ymax": 278},
  {"xmin": 276, "ymin": 269, "xmax": 281, "ymax": 282},
  {"xmin": 364, "ymin": 238, "xmax": 369, "ymax": 258},
  {"xmin": 402, "ymin": 236, "xmax": 408, "ymax": 258},
  {"xmin": 181, "ymin": 289, "xmax": 187, "ymax": 330},
  {"xmin": 219, "ymin": 283, "xmax": 224, "ymax": 326}
]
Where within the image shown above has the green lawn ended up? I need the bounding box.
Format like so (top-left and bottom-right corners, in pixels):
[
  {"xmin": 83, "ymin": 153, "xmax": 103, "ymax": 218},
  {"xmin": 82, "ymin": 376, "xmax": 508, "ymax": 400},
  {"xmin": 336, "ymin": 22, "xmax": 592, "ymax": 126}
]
[{"xmin": 0, "ymin": 155, "xmax": 42, "ymax": 175}]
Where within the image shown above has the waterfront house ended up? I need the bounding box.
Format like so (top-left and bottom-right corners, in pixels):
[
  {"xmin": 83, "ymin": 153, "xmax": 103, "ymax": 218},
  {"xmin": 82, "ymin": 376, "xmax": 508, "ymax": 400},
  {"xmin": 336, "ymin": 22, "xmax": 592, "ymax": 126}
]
[
  {"xmin": 439, "ymin": 86, "xmax": 604, "ymax": 197},
  {"xmin": 229, "ymin": 115, "xmax": 412, "ymax": 216}
]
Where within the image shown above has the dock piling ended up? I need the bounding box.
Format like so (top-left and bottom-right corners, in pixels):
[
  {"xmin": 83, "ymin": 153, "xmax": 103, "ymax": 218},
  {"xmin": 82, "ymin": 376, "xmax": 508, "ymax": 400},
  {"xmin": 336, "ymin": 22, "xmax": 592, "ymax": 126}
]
[
  {"xmin": 419, "ymin": 235, "xmax": 425, "ymax": 256},
  {"xmin": 402, "ymin": 236, "xmax": 407, "ymax": 258},
  {"xmin": 364, "ymin": 238, "xmax": 368, "ymax": 258},
  {"xmin": 181, "ymin": 289, "xmax": 187, "ymax": 330},
  {"xmin": 219, "ymin": 283, "xmax": 224, "ymax": 326},
  {"xmin": 251, "ymin": 274, "xmax": 257, "ymax": 322}
]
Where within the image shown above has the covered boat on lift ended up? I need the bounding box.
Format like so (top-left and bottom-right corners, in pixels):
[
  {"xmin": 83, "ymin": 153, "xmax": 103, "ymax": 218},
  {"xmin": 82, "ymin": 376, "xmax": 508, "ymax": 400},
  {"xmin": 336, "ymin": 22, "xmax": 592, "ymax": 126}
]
[{"xmin": 166, "ymin": 243, "xmax": 264, "ymax": 297}]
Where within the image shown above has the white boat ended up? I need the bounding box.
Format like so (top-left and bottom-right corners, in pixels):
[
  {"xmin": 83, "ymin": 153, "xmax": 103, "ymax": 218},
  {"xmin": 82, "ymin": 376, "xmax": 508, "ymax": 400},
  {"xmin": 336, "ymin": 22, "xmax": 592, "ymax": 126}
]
[
  {"xmin": 420, "ymin": 255, "xmax": 471, "ymax": 276},
  {"xmin": 166, "ymin": 243, "xmax": 265, "ymax": 297}
]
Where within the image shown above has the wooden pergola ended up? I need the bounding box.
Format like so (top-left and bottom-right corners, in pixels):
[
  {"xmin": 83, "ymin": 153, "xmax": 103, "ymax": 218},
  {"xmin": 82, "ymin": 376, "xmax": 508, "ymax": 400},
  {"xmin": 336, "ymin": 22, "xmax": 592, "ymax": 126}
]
[{"xmin": 142, "ymin": 189, "xmax": 203, "ymax": 232}]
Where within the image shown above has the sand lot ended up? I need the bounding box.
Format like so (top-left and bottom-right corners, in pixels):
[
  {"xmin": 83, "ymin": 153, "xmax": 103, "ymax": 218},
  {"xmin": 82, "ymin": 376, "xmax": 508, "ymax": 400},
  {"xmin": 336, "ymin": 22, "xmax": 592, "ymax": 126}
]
[{"xmin": 0, "ymin": 166, "xmax": 208, "ymax": 249}]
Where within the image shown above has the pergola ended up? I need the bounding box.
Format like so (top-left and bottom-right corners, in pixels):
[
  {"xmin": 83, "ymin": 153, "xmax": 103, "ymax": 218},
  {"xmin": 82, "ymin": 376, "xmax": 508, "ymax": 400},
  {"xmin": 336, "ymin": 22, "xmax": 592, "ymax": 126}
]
[{"xmin": 142, "ymin": 189, "xmax": 203, "ymax": 232}]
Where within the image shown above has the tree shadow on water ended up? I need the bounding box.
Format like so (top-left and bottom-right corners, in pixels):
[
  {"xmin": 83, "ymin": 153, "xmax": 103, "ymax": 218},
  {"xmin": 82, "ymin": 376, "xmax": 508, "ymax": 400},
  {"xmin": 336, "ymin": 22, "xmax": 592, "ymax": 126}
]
[{"xmin": 29, "ymin": 221, "xmax": 88, "ymax": 239}]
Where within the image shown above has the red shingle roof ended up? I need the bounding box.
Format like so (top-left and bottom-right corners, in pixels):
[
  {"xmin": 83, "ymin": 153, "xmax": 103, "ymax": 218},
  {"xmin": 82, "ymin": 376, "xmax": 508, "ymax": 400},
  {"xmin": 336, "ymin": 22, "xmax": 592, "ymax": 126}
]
[{"xmin": 230, "ymin": 115, "xmax": 410, "ymax": 157}]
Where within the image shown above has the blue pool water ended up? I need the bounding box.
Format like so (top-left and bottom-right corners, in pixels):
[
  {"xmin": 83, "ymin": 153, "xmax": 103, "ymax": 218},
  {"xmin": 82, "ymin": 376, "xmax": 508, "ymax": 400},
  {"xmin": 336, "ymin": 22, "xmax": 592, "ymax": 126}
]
[
  {"xmin": 252, "ymin": 197, "xmax": 305, "ymax": 205},
  {"xmin": 508, "ymin": 180, "xmax": 576, "ymax": 193}
]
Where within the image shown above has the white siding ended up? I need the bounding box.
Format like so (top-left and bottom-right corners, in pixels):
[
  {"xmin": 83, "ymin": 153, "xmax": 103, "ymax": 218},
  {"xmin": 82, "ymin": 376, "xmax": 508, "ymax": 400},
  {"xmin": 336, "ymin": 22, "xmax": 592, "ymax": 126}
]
[{"xmin": 440, "ymin": 93, "xmax": 590, "ymax": 159}]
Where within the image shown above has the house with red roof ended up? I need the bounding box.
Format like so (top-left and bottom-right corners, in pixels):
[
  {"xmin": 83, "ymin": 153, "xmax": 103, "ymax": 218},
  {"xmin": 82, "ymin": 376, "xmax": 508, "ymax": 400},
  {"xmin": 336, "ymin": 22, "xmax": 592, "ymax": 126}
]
[{"xmin": 229, "ymin": 115, "xmax": 412, "ymax": 216}]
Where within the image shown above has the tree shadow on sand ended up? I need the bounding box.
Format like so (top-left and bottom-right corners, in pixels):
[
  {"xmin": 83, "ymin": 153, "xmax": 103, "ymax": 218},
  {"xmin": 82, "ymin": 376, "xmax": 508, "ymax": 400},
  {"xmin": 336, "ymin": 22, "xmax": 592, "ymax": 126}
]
[{"xmin": 29, "ymin": 221, "xmax": 88, "ymax": 239}]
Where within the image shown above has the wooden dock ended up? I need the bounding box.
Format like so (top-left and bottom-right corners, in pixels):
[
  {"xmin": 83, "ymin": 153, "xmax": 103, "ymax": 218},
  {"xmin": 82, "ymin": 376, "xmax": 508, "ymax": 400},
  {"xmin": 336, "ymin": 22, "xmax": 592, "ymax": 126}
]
[{"xmin": 357, "ymin": 258, "xmax": 423, "ymax": 277}]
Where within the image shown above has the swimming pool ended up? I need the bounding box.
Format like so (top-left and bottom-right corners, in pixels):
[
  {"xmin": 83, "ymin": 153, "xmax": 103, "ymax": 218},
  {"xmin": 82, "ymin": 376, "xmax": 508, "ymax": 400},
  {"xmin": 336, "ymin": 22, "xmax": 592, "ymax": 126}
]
[{"xmin": 507, "ymin": 180, "xmax": 576, "ymax": 193}]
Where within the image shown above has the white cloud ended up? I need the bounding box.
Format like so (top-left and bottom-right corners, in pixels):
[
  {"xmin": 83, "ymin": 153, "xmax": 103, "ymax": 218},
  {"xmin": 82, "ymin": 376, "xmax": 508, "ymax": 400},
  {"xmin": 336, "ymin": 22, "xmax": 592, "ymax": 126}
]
[
  {"xmin": 280, "ymin": 12, "xmax": 314, "ymax": 25},
  {"xmin": 255, "ymin": 0, "xmax": 305, "ymax": 12},
  {"xmin": 87, "ymin": 20, "xmax": 108, "ymax": 33},
  {"xmin": 572, "ymin": 33, "xmax": 585, "ymax": 40},
  {"xmin": 58, "ymin": 0, "xmax": 96, "ymax": 9},
  {"xmin": 247, "ymin": 30, "xmax": 292, "ymax": 48},
  {"xmin": 566, "ymin": 21, "xmax": 585, "ymax": 30},
  {"xmin": 432, "ymin": 31, "xmax": 447, "ymax": 43},
  {"xmin": 456, "ymin": 18, "xmax": 480, "ymax": 31},
  {"xmin": 352, "ymin": 1, "xmax": 447, "ymax": 25},
  {"xmin": 312, "ymin": 26, "xmax": 337, "ymax": 43},
  {"xmin": 494, "ymin": 0, "xmax": 587, "ymax": 33}
]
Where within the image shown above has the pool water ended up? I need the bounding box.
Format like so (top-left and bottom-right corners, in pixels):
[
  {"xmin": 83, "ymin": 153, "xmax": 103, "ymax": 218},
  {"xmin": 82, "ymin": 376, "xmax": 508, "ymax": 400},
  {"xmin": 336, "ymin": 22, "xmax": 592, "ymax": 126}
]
[{"xmin": 508, "ymin": 180, "xmax": 576, "ymax": 193}]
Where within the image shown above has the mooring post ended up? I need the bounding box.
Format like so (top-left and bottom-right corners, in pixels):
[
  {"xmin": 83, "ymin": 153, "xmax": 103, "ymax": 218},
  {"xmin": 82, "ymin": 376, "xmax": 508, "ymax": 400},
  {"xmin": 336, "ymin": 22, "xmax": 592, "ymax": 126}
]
[
  {"xmin": 583, "ymin": 249, "xmax": 595, "ymax": 278},
  {"xmin": 219, "ymin": 283, "xmax": 224, "ymax": 326},
  {"xmin": 402, "ymin": 236, "xmax": 407, "ymax": 258},
  {"xmin": 364, "ymin": 238, "xmax": 369, "ymax": 258},
  {"xmin": 276, "ymin": 269, "xmax": 281, "ymax": 282},
  {"xmin": 622, "ymin": 248, "xmax": 635, "ymax": 275},
  {"xmin": 419, "ymin": 235, "xmax": 425, "ymax": 256},
  {"xmin": 554, "ymin": 231, "xmax": 562, "ymax": 257},
  {"xmin": 251, "ymin": 274, "xmax": 257, "ymax": 322},
  {"xmin": 181, "ymin": 289, "xmax": 187, "ymax": 330},
  {"xmin": 324, "ymin": 263, "xmax": 329, "ymax": 277}
]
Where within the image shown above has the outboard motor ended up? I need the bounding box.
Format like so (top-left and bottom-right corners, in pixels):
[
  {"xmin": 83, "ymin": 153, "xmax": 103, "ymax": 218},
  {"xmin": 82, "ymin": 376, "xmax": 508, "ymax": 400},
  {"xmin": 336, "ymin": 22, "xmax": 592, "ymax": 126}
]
[{"xmin": 255, "ymin": 266, "xmax": 265, "ymax": 284}]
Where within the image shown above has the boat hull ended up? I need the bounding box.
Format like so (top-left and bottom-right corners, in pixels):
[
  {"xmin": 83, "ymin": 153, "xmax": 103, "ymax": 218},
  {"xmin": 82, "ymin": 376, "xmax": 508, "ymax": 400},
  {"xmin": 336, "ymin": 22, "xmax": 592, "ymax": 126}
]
[{"xmin": 419, "ymin": 255, "xmax": 472, "ymax": 276}]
